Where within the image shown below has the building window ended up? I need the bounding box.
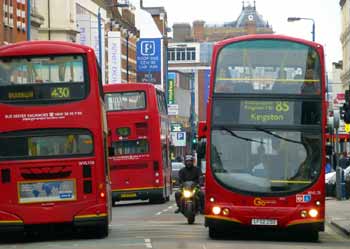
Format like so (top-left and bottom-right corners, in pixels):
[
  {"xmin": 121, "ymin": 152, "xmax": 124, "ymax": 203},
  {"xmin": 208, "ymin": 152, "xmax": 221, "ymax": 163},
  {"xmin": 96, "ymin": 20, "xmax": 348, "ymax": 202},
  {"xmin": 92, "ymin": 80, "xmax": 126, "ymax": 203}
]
[
  {"xmin": 168, "ymin": 47, "xmax": 197, "ymax": 62},
  {"xmin": 168, "ymin": 48, "xmax": 175, "ymax": 61}
]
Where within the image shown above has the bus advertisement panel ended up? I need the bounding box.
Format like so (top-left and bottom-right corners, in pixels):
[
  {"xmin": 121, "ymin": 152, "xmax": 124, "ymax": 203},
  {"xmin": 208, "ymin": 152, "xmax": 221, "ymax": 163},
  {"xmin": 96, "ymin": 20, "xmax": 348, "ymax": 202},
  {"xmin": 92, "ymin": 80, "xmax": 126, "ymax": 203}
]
[
  {"xmin": 0, "ymin": 41, "xmax": 111, "ymax": 237},
  {"xmin": 204, "ymin": 35, "xmax": 325, "ymax": 240},
  {"xmin": 104, "ymin": 83, "xmax": 171, "ymax": 204}
]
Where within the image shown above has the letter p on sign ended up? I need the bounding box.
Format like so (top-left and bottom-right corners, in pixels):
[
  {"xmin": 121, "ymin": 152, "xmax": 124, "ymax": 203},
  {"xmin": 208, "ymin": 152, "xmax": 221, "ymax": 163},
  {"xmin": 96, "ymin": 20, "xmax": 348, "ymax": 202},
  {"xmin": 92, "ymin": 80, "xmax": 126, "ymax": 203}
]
[{"xmin": 141, "ymin": 41, "xmax": 155, "ymax": 56}]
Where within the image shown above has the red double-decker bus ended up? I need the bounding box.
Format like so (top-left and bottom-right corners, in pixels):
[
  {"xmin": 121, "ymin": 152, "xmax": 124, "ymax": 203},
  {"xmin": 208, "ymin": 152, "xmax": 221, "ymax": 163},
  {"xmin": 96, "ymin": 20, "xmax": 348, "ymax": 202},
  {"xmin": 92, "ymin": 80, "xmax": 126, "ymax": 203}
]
[
  {"xmin": 0, "ymin": 41, "xmax": 111, "ymax": 237},
  {"xmin": 104, "ymin": 83, "xmax": 171, "ymax": 204},
  {"xmin": 202, "ymin": 35, "xmax": 325, "ymax": 240}
]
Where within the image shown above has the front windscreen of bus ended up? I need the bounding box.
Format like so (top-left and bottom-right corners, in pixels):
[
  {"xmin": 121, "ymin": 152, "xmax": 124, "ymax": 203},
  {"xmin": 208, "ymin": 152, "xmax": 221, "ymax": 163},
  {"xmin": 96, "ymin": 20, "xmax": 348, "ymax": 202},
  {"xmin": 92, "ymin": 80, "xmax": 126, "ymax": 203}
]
[
  {"xmin": 112, "ymin": 139, "xmax": 149, "ymax": 155},
  {"xmin": 105, "ymin": 91, "xmax": 146, "ymax": 111},
  {"xmin": 0, "ymin": 129, "xmax": 93, "ymax": 160},
  {"xmin": 0, "ymin": 55, "xmax": 87, "ymax": 103},
  {"xmin": 211, "ymin": 129, "xmax": 321, "ymax": 194},
  {"xmin": 214, "ymin": 40, "xmax": 321, "ymax": 95}
]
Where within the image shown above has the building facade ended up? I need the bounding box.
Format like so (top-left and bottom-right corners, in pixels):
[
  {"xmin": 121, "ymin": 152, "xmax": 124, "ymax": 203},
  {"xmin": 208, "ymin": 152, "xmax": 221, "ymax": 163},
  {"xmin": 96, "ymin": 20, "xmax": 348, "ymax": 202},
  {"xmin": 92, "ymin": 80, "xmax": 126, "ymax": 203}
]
[
  {"xmin": 30, "ymin": 0, "xmax": 45, "ymax": 40},
  {"xmin": 340, "ymin": 0, "xmax": 350, "ymax": 88},
  {"xmin": 1, "ymin": 0, "xmax": 28, "ymax": 45},
  {"xmin": 107, "ymin": 0, "xmax": 139, "ymax": 83}
]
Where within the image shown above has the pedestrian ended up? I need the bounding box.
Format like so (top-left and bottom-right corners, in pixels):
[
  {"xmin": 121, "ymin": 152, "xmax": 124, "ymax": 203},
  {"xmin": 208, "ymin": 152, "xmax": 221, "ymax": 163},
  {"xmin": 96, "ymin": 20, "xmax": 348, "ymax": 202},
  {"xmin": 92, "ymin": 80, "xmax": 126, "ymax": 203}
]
[
  {"xmin": 325, "ymin": 157, "xmax": 332, "ymax": 174},
  {"xmin": 339, "ymin": 152, "xmax": 348, "ymax": 170}
]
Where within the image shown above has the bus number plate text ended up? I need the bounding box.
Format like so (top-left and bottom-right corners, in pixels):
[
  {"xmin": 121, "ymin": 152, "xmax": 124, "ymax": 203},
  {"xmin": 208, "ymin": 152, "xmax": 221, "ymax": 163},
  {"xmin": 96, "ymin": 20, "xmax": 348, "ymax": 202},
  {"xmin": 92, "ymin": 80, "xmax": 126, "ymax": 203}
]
[{"xmin": 251, "ymin": 219, "xmax": 278, "ymax": 226}]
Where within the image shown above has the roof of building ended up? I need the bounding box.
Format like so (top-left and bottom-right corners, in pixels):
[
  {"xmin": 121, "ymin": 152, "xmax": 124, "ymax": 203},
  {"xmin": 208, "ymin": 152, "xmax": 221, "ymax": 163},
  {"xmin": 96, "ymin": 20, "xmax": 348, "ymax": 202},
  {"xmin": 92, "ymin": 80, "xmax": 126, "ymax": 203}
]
[
  {"xmin": 231, "ymin": 1, "xmax": 271, "ymax": 29},
  {"xmin": 142, "ymin": 6, "xmax": 166, "ymax": 16}
]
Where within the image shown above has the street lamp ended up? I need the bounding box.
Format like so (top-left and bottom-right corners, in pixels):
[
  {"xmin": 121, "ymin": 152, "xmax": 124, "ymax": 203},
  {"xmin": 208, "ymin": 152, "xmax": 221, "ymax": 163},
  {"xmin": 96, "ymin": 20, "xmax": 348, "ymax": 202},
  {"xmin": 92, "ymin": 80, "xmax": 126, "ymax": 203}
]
[{"xmin": 287, "ymin": 17, "xmax": 315, "ymax": 42}]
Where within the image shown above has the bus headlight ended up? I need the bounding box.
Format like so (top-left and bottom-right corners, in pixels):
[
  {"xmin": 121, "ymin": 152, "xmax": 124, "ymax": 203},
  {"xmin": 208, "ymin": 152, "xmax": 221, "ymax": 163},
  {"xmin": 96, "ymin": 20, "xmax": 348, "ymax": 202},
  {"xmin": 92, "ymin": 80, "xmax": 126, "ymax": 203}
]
[
  {"xmin": 300, "ymin": 210, "xmax": 308, "ymax": 218},
  {"xmin": 309, "ymin": 209, "xmax": 318, "ymax": 218},
  {"xmin": 183, "ymin": 190, "xmax": 194, "ymax": 198},
  {"xmin": 222, "ymin": 208, "xmax": 230, "ymax": 216},
  {"xmin": 212, "ymin": 206, "xmax": 221, "ymax": 215}
]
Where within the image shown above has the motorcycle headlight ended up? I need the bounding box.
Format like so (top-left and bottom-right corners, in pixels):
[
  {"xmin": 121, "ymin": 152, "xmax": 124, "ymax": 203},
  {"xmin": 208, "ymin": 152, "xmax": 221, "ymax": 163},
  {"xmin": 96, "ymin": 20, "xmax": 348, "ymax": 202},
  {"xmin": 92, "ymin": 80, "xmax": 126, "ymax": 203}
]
[{"xmin": 183, "ymin": 190, "xmax": 194, "ymax": 198}]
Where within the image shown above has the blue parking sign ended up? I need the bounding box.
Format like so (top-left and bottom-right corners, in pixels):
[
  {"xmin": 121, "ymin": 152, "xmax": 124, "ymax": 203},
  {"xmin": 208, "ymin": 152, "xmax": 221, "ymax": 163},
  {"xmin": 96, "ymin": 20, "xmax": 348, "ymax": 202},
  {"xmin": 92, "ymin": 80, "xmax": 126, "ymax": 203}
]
[
  {"xmin": 136, "ymin": 38, "xmax": 161, "ymax": 72},
  {"xmin": 177, "ymin": 132, "xmax": 185, "ymax": 140}
]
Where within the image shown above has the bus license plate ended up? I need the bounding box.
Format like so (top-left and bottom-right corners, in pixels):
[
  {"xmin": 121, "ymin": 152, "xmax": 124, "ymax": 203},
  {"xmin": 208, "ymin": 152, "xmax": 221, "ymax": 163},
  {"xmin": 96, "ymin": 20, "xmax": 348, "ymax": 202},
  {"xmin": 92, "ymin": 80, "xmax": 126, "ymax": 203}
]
[
  {"xmin": 121, "ymin": 193, "xmax": 137, "ymax": 198},
  {"xmin": 251, "ymin": 219, "xmax": 278, "ymax": 226}
]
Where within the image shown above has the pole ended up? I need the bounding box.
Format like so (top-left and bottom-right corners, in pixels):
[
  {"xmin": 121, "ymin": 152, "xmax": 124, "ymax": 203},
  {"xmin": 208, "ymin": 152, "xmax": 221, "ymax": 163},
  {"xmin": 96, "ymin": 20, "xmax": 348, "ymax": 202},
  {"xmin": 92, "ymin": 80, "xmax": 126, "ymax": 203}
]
[
  {"xmin": 312, "ymin": 20, "xmax": 315, "ymax": 42},
  {"xmin": 27, "ymin": 0, "xmax": 31, "ymax": 40},
  {"xmin": 97, "ymin": 8, "xmax": 103, "ymax": 70},
  {"xmin": 47, "ymin": 0, "xmax": 51, "ymax": 40},
  {"xmin": 190, "ymin": 71, "xmax": 195, "ymax": 151},
  {"xmin": 126, "ymin": 31, "xmax": 129, "ymax": 82}
]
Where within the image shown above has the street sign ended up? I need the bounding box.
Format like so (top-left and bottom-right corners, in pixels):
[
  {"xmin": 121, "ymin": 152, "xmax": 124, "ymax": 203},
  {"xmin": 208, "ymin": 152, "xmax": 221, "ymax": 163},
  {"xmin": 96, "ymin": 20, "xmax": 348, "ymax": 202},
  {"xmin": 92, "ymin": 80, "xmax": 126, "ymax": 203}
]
[
  {"xmin": 168, "ymin": 104, "xmax": 179, "ymax": 116},
  {"xmin": 168, "ymin": 72, "xmax": 176, "ymax": 104},
  {"xmin": 171, "ymin": 123, "xmax": 183, "ymax": 132},
  {"xmin": 136, "ymin": 38, "xmax": 161, "ymax": 85},
  {"xmin": 171, "ymin": 132, "xmax": 186, "ymax": 147}
]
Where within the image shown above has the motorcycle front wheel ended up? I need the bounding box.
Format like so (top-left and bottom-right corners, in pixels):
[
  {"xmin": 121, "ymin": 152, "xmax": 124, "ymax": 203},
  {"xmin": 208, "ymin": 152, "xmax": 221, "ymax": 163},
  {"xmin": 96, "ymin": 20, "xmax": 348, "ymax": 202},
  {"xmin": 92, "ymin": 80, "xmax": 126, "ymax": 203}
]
[{"xmin": 187, "ymin": 215, "xmax": 195, "ymax": 224}]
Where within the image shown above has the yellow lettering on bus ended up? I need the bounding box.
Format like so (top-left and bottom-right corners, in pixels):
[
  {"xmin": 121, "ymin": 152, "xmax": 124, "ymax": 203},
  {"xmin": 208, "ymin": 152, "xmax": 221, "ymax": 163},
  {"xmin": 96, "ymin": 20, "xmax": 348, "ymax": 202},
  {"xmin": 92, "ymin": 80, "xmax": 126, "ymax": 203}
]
[
  {"xmin": 275, "ymin": 101, "xmax": 289, "ymax": 112},
  {"xmin": 51, "ymin": 87, "xmax": 70, "ymax": 98},
  {"xmin": 8, "ymin": 91, "xmax": 34, "ymax": 99}
]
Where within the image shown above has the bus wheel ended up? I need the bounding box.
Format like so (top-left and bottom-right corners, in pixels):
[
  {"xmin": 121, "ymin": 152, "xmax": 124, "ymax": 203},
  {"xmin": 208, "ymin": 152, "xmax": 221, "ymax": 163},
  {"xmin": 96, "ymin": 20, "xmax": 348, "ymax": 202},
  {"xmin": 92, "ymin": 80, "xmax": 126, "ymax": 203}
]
[{"xmin": 95, "ymin": 220, "xmax": 109, "ymax": 238}]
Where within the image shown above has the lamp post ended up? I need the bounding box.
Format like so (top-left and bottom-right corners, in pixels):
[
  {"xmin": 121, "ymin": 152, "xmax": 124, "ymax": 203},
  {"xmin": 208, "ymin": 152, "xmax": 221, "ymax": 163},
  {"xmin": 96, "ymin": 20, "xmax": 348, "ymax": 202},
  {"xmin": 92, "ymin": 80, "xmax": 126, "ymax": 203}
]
[
  {"xmin": 287, "ymin": 17, "xmax": 315, "ymax": 42},
  {"xmin": 27, "ymin": 0, "xmax": 31, "ymax": 40},
  {"xmin": 97, "ymin": 8, "xmax": 102, "ymax": 69}
]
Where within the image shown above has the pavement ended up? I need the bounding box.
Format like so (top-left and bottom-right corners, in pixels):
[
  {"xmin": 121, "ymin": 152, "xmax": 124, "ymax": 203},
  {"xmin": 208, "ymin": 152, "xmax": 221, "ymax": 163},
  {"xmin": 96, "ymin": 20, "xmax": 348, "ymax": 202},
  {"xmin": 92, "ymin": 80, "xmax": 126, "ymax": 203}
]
[{"xmin": 326, "ymin": 197, "xmax": 350, "ymax": 236}]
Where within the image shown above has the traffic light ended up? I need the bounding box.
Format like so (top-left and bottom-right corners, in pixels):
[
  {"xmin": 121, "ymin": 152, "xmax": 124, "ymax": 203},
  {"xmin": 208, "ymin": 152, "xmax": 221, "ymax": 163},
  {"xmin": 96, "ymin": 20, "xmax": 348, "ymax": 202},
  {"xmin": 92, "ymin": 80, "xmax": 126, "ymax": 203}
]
[
  {"xmin": 192, "ymin": 133, "xmax": 197, "ymax": 150},
  {"xmin": 344, "ymin": 103, "xmax": 350, "ymax": 124}
]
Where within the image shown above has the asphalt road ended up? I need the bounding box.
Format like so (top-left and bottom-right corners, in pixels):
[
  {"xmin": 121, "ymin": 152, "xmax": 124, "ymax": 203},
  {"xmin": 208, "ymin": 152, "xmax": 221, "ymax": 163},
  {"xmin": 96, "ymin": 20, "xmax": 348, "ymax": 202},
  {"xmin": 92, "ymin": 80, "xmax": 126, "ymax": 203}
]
[{"xmin": 0, "ymin": 196, "xmax": 350, "ymax": 249}]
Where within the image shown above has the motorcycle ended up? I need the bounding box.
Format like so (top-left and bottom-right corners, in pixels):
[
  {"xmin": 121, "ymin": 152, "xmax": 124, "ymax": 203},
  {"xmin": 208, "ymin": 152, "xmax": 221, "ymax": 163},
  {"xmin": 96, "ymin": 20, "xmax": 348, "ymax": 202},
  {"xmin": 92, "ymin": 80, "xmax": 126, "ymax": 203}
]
[{"xmin": 180, "ymin": 181, "xmax": 199, "ymax": 224}]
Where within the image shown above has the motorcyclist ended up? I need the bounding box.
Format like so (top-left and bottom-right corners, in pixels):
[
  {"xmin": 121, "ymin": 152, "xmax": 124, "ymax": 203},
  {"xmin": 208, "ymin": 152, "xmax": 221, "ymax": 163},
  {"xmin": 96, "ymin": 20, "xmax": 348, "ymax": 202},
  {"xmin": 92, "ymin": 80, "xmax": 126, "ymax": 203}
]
[{"xmin": 174, "ymin": 154, "xmax": 204, "ymax": 213}]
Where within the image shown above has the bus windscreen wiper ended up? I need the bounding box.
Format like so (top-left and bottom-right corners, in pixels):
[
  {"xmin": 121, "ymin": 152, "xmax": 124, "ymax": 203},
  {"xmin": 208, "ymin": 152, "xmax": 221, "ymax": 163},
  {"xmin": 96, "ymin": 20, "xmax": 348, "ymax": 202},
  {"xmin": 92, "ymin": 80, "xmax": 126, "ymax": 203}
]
[
  {"xmin": 254, "ymin": 127, "xmax": 301, "ymax": 144},
  {"xmin": 221, "ymin": 127, "xmax": 263, "ymax": 144}
]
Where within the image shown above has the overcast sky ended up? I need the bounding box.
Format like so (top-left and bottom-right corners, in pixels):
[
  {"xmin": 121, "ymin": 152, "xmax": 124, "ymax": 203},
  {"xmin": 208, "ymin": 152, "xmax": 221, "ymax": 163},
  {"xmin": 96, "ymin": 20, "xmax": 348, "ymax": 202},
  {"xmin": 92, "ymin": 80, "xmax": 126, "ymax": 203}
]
[{"xmin": 131, "ymin": 0, "xmax": 342, "ymax": 70}]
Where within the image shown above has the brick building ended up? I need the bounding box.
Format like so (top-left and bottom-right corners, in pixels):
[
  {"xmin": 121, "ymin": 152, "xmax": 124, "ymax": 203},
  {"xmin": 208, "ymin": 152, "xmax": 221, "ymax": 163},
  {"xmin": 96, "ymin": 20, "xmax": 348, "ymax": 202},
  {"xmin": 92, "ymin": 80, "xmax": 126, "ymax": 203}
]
[
  {"xmin": 107, "ymin": 0, "xmax": 139, "ymax": 83},
  {"xmin": 1, "ymin": 0, "xmax": 28, "ymax": 45}
]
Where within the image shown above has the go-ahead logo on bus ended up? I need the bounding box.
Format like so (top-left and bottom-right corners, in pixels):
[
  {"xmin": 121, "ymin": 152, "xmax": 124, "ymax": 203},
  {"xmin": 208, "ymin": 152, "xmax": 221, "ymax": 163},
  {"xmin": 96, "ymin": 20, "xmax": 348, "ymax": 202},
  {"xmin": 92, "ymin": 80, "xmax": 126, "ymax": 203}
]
[
  {"xmin": 253, "ymin": 197, "xmax": 276, "ymax": 206},
  {"xmin": 296, "ymin": 194, "xmax": 312, "ymax": 203}
]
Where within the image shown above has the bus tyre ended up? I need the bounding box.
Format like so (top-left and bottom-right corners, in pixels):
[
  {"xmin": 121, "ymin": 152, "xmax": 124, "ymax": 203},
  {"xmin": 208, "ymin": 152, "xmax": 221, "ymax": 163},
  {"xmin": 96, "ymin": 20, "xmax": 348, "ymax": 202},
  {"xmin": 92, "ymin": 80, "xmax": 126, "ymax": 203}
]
[{"xmin": 95, "ymin": 220, "xmax": 109, "ymax": 239}]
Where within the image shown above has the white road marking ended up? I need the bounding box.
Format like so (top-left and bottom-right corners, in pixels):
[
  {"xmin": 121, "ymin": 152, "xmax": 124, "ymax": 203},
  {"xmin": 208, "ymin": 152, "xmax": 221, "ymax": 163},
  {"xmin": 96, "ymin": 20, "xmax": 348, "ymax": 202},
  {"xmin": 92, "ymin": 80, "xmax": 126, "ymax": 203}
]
[
  {"xmin": 144, "ymin": 238, "xmax": 153, "ymax": 248},
  {"xmin": 156, "ymin": 211, "xmax": 162, "ymax": 215}
]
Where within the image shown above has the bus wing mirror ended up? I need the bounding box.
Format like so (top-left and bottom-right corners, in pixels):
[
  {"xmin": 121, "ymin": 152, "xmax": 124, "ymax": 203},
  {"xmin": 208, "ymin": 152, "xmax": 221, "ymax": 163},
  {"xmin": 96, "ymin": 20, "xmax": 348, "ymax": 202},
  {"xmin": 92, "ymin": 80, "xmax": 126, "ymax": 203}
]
[
  {"xmin": 198, "ymin": 121, "xmax": 207, "ymax": 139},
  {"xmin": 108, "ymin": 147, "xmax": 115, "ymax": 157}
]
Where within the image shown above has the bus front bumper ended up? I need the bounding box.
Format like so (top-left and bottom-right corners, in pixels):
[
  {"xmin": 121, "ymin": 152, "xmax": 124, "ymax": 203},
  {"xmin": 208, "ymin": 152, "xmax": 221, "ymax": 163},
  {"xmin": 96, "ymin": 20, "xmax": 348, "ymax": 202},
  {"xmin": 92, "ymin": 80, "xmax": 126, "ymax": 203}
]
[
  {"xmin": 0, "ymin": 221, "xmax": 24, "ymax": 232},
  {"xmin": 73, "ymin": 214, "xmax": 108, "ymax": 228},
  {"xmin": 205, "ymin": 215, "xmax": 324, "ymax": 232},
  {"xmin": 112, "ymin": 187, "xmax": 163, "ymax": 201}
]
